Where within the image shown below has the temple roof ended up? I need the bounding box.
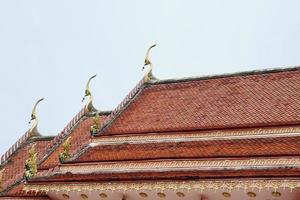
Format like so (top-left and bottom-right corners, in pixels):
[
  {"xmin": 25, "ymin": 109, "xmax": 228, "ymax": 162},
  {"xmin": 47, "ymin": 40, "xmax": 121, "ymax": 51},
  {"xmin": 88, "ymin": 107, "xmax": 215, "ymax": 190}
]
[
  {"xmin": 99, "ymin": 67, "xmax": 300, "ymax": 135},
  {"xmin": 2, "ymin": 66, "xmax": 300, "ymax": 198}
]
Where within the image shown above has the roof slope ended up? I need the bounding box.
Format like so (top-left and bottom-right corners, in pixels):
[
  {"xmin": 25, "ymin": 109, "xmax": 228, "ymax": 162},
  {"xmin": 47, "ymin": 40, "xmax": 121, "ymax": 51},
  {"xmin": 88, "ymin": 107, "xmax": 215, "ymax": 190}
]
[
  {"xmin": 101, "ymin": 67, "xmax": 300, "ymax": 135},
  {"xmin": 0, "ymin": 137, "xmax": 53, "ymax": 195}
]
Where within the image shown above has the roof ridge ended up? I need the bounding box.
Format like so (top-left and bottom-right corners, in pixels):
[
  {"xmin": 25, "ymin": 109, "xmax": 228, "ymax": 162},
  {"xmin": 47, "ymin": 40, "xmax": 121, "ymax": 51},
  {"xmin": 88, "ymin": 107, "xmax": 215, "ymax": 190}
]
[
  {"xmin": 0, "ymin": 106, "xmax": 90, "ymax": 168},
  {"xmin": 0, "ymin": 129, "xmax": 34, "ymax": 166},
  {"xmin": 37, "ymin": 108, "xmax": 110, "ymax": 165},
  {"xmin": 38, "ymin": 107, "xmax": 87, "ymax": 164},
  {"xmin": 154, "ymin": 65, "xmax": 300, "ymax": 85}
]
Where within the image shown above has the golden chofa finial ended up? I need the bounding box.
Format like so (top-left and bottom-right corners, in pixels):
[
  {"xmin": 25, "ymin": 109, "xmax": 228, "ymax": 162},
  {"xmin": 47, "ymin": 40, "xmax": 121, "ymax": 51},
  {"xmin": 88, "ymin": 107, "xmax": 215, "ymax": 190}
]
[
  {"xmin": 28, "ymin": 98, "xmax": 44, "ymax": 135},
  {"xmin": 82, "ymin": 75, "xmax": 97, "ymax": 112},
  {"xmin": 142, "ymin": 44, "xmax": 156, "ymax": 81}
]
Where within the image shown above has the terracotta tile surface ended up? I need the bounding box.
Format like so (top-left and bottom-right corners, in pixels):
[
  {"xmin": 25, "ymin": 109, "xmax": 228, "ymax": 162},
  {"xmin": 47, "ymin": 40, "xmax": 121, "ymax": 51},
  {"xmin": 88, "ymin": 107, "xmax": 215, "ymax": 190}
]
[
  {"xmin": 103, "ymin": 69, "xmax": 300, "ymax": 135},
  {"xmin": 74, "ymin": 135, "xmax": 300, "ymax": 162},
  {"xmin": 1, "ymin": 139, "xmax": 51, "ymax": 193},
  {"xmin": 39, "ymin": 114, "xmax": 108, "ymax": 169}
]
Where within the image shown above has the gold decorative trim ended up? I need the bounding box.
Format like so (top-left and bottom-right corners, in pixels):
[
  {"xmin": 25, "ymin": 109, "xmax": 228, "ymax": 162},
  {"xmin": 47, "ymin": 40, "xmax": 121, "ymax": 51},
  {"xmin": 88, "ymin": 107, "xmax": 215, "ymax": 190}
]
[
  {"xmin": 62, "ymin": 194, "xmax": 70, "ymax": 199},
  {"xmin": 222, "ymin": 192, "xmax": 231, "ymax": 198},
  {"xmin": 60, "ymin": 158, "xmax": 300, "ymax": 173},
  {"xmin": 176, "ymin": 192, "xmax": 185, "ymax": 197},
  {"xmin": 272, "ymin": 191, "xmax": 281, "ymax": 197},
  {"xmin": 59, "ymin": 137, "xmax": 72, "ymax": 163},
  {"xmin": 142, "ymin": 44, "xmax": 156, "ymax": 82},
  {"xmin": 90, "ymin": 113, "xmax": 101, "ymax": 135},
  {"xmin": 157, "ymin": 192, "xmax": 166, "ymax": 198},
  {"xmin": 139, "ymin": 192, "xmax": 148, "ymax": 198},
  {"xmin": 247, "ymin": 192, "xmax": 256, "ymax": 198},
  {"xmin": 23, "ymin": 180, "xmax": 300, "ymax": 192},
  {"xmin": 99, "ymin": 193, "xmax": 108, "ymax": 198},
  {"xmin": 0, "ymin": 168, "xmax": 4, "ymax": 191},
  {"xmin": 80, "ymin": 194, "xmax": 88, "ymax": 199},
  {"xmin": 91, "ymin": 126, "xmax": 300, "ymax": 145},
  {"xmin": 82, "ymin": 75, "xmax": 97, "ymax": 112},
  {"xmin": 28, "ymin": 98, "xmax": 44, "ymax": 134},
  {"xmin": 24, "ymin": 144, "xmax": 38, "ymax": 180}
]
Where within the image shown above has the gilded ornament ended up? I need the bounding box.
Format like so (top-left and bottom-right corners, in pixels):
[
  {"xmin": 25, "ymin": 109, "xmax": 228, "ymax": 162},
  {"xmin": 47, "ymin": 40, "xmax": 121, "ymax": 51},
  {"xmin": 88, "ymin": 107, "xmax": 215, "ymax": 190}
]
[
  {"xmin": 82, "ymin": 74, "xmax": 97, "ymax": 112},
  {"xmin": 99, "ymin": 193, "xmax": 108, "ymax": 198},
  {"xmin": 24, "ymin": 144, "xmax": 38, "ymax": 180},
  {"xmin": 81, "ymin": 194, "xmax": 88, "ymax": 199},
  {"xmin": 62, "ymin": 194, "xmax": 70, "ymax": 199},
  {"xmin": 142, "ymin": 44, "xmax": 156, "ymax": 82},
  {"xmin": 59, "ymin": 137, "xmax": 72, "ymax": 163},
  {"xmin": 272, "ymin": 191, "xmax": 281, "ymax": 197},
  {"xmin": 90, "ymin": 113, "xmax": 100, "ymax": 135},
  {"xmin": 176, "ymin": 192, "xmax": 185, "ymax": 197},
  {"xmin": 28, "ymin": 98, "xmax": 44, "ymax": 135},
  {"xmin": 157, "ymin": 192, "xmax": 166, "ymax": 198},
  {"xmin": 222, "ymin": 192, "xmax": 231, "ymax": 198},
  {"xmin": 247, "ymin": 192, "xmax": 256, "ymax": 198},
  {"xmin": 139, "ymin": 192, "xmax": 148, "ymax": 198},
  {"xmin": 0, "ymin": 168, "xmax": 4, "ymax": 191},
  {"xmin": 22, "ymin": 180, "xmax": 300, "ymax": 193}
]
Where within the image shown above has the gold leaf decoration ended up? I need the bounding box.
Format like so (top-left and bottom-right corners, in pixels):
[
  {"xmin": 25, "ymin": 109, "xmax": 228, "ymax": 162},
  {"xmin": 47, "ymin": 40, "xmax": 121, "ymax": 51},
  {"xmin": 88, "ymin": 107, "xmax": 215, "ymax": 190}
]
[
  {"xmin": 90, "ymin": 113, "xmax": 100, "ymax": 135},
  {"xmin": 99, "ymin": 193, "xmax": 108, "ymax": 198},
  {"xmin": 176, "ymin": 192, "xmax": 185, "ymax": 197},
  {"xmin": 222, "ymin": 192, "xmax": 231, "ymax": 198},
  {"xmin": 23, "ymin": 180, "xmax": 300, "ymax": 193},
  {"xmin": 139, "ymin": 192, "xmax": 148, "ymax": 198},
  {"xmin": 247, "ymin": 192, "xmax": 256, "ymax": 198},
  {"xmin": 24, "ymin": 144, "xmax": 37, "ymax": 180},
  {"xmin": 0, "ymin": 168, "xmax": 4, "ymax": 191},
  {"xmin": 62, "ymin": 194, "xmax": 70, "ymax": 199},
  {"xmin": 81, "ymin": 194, "xmax": 88, "ymax": 199},
  {"xmin": 59, "ymin": 137, "xmax": 72, "ymax": 163},
  {"xmin": 272, "ymin": 191, "xmax": 281, "ymax": 197},
  {"xmin": 157, "ymin": 192, "xmax": 166, "ymax": 198}
]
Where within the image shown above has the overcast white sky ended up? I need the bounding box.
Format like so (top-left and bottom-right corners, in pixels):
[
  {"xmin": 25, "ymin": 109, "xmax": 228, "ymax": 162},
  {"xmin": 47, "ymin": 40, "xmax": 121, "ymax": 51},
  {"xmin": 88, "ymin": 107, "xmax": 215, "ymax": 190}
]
[{"xmin": 0, "ymin": 0, "xmax": 300, "ymax": 155}]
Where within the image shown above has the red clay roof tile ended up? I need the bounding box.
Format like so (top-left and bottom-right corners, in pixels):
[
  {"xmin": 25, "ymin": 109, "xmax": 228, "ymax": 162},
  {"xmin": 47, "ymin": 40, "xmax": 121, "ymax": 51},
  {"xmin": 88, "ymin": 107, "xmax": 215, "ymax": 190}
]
[{"xmin": 102, "ymin": 68, "xmax": 300, "ymax": 135}]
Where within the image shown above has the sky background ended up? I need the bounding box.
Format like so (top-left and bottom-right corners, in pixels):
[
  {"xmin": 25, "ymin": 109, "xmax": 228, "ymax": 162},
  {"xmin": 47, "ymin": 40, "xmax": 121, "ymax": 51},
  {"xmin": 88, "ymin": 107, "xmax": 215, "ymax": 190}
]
[{"xmin": 0, "ymin": 0, "xmax": 300, "ymax": 155}]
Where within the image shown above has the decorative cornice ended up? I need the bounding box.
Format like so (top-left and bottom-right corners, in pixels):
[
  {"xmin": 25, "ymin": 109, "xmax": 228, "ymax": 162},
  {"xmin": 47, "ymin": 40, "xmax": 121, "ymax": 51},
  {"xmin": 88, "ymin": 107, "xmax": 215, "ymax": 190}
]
[
  {"xmin": 0, "ymin": 198, "xmax": 49, "ymax": 200},
  {"xmin": 91, "ymin": 126, "xmax": 300, "ymax": 146},
  {"xmin": 59, "ymin": 158, "xmax": 300, "ymax": 174},
  {"xmin": 23, "ymin": 179, "xmax": 300, "ymax": 192}
]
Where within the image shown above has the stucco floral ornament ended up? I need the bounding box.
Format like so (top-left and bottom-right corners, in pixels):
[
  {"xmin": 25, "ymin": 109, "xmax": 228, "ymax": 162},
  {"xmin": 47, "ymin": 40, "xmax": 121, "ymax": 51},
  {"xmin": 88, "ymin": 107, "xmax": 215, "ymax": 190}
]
[
  {"xmin": 0, "ymin": 168, "xmax": 4, "ymax": 191},
  {"xmin": 59, "ymin": 137, "xmax": 72, "ymax": 163},
  {"xmin": 90, "ymin": 113, "xmax": 101, "ymax": 135},
  {"xmin": 24, "ymin": 144, "xmax": 38, "ymax": 181}
]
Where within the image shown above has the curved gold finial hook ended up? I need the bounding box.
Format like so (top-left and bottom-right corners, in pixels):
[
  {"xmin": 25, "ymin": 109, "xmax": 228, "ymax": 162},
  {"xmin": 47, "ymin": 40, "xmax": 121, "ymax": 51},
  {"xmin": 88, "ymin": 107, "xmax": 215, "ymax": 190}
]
[
  {"xmin": 28, "ymin": 98, "xmax": 44, "ymax": 133},
  {"xmin": 142, "ymin": 44, "xmax": 156, "ymax": 81},
  {"xmin": 82, "ymin": 75, "xmax": 97, "ymax": 111},
  {"xmin": 143, "ymin": 44, "xmax": 156, "ymax": 71}
]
